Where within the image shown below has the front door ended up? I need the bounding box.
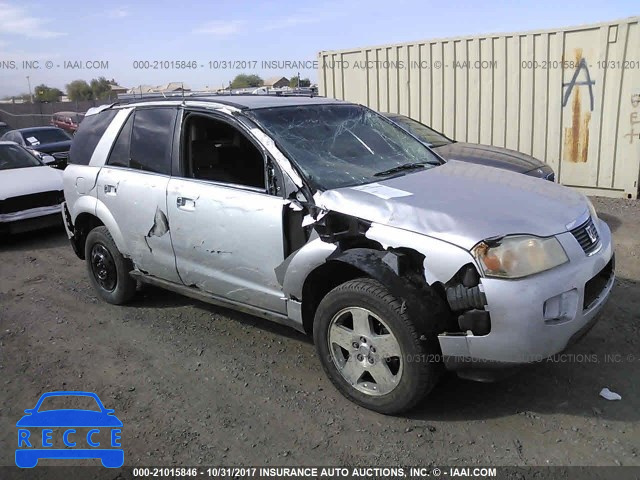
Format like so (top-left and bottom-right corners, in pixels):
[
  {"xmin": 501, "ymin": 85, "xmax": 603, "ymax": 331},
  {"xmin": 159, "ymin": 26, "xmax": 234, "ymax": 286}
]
[{"xmin": 166, "ymin": 111, "xmax": 287, "ymax": 314}]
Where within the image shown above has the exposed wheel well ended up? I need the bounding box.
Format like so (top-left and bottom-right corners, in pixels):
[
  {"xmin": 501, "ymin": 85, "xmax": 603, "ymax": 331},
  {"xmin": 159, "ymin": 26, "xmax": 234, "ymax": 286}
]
[
  {"xmin": 301, "ymin": 261, "xmax": 368, "ymax": 335},
  {"xmin": 299, "ymin": 245, "xmax": 456, "ymax": 336},
  {"xmin": 72, "ymin": 213, "xmax": 104, "ymax": 259}
]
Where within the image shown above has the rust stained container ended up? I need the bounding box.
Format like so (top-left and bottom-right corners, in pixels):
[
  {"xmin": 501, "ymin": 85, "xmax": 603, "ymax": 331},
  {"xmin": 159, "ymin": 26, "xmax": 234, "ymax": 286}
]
[{"xmin": 318, "ymin": 17, "xmax": 640, "ymax": 198}]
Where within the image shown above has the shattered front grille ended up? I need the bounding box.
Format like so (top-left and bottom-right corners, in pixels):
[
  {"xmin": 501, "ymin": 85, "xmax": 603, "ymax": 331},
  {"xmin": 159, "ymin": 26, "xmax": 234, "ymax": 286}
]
[
  {"xmin": 0, "ymin": 190, "xmax": 64, "ymax": 214},
  {"xmin": 570, "ymin": 216, "xmax": 600, "ymax": 255}
]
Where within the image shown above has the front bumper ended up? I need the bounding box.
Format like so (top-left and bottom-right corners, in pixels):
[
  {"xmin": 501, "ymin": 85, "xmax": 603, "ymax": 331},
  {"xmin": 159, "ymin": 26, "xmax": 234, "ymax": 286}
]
[
  {"xmin": 438, "ymin": 217, "xmax": 614, "ymax": 369},
  {"xmin": 0, "ymin": 204, "xmax": 62, "ymax": 223},
  {"xmin": 0, "ymin": 205, "xmax": 63, "ymax": 234}
]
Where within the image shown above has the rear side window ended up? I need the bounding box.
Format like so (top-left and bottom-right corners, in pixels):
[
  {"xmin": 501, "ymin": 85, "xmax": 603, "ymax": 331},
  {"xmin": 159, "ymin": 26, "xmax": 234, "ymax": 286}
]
[
  {"xmin": 68, "ymin": 110, "xmax": 118, "ymax": 165},
  {"xmin": 107, "ymin": 114, "xmax": 133, "ymax": 168},
  {"xmin": 106, "ymin": 107, "xmax": 176, "ymax": 175},
  {"xmin": 130, "ymin": 108, "xmax": 176, "ymax": 175}
]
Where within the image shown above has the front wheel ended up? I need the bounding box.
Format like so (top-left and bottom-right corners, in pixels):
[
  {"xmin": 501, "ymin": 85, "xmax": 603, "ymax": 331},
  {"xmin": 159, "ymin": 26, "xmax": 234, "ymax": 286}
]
[
  {"xmin": 313, "ymin": 278, "xmax": 443, "ymax": 414},
  {"xmin": 85, "ymin": 226, "xmax": 136, "ymax": 305}
]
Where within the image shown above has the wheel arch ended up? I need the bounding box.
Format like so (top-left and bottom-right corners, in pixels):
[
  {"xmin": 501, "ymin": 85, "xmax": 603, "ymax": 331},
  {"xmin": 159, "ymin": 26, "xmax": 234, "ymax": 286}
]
[
  {"xmin": 300, "ymin": 247, "xmax": 452, "ymax": 336},
  {"xmin": 301, "ymin": 260, "xmax": 369, "ymax": 334},
  {"xmin": 71, "ymin": 212, "xmax": 104, "ymax": 259},
  {"xmin": 68, "ymin": 201, "xmax": 127, "ymax": 260}
]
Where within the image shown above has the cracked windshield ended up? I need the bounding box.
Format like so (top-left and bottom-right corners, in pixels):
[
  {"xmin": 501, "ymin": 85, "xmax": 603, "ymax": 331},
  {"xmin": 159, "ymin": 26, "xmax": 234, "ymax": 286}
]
[{"xmin": 250, "ymin": 104, "xmax": 441, "ymax": 189}]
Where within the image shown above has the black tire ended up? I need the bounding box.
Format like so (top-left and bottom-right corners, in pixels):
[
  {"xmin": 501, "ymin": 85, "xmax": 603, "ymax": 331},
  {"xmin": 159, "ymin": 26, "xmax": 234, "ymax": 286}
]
[
  {"xmin": 313, "ymin": 278, "xmax": 444, "ymax": 414},
  {"xmin": 85, "ymin": 226, "xmax": 136, "ymax": 305}
]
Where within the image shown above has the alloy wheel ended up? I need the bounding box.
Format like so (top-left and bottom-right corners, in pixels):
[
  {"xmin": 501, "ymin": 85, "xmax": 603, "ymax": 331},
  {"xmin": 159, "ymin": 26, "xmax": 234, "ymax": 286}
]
[{"xmin": 327, "ymin": 307, "xmax": 403, "ymax": 396}]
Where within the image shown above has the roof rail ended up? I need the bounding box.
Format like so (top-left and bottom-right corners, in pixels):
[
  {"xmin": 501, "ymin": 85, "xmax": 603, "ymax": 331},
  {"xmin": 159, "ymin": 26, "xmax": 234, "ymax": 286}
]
[{"xmin": 116, "ymin": 87, "xmax": 319, "ymax": 102}]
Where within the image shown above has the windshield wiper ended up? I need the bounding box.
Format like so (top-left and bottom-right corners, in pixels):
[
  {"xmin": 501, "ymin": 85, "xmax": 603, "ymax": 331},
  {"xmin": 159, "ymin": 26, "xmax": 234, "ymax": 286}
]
[{"xmin": 374, "ymin": 162, "xmax": 430, "ymax": 177}]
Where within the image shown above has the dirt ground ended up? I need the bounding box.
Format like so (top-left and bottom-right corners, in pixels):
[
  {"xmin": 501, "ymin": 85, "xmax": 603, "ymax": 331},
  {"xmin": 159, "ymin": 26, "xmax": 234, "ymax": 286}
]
[{"xmin": 1, "ymin": 196, "xmax": 638, "ymax": 469}]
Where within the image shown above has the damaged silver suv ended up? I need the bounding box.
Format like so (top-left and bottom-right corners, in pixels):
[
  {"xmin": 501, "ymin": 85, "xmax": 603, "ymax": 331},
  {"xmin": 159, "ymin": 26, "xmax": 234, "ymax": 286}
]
[{"xmin": 63, "ymin": 96, "xmax": 615, "ymax": 414}]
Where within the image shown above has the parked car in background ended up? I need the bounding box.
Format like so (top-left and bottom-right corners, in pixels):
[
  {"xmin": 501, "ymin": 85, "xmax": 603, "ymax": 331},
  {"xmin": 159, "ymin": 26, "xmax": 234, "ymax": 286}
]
[
  {"xmin": 0, "ymin": 121, "xmax": 12, "ymax": 136},
  {"xmin": 51, "ymin": 111, "xmax": 85, "ymax": 135},
  {"xmin": 382, "ymin": 113, "xmax": 555, "ymax": 181},
  {"xmin": 0, "ymin": 127, "xmax": 72, "ymax": 169},
  {"xmin": 63, "ymin": 97, "xmax": 612, "ymax": 414},
  {"xmin": 0, "ymin": 141, "xmax": 64, "ymax": 235}
]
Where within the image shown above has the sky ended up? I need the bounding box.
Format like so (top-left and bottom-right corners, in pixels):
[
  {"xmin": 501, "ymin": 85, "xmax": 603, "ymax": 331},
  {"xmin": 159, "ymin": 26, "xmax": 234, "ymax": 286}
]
[{"xmin": 0, "ymin": 0, "xmax": 637, "ymax": 97}]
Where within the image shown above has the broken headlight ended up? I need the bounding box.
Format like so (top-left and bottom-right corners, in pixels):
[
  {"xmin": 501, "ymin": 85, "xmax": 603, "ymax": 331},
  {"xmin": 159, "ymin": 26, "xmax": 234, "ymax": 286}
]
[{"xmin": 472, "ymin": 235, "xmax": 568, "ymax": 279}]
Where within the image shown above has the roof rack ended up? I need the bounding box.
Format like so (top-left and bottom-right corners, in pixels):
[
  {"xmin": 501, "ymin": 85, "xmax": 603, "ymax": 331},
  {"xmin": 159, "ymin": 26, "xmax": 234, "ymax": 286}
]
[{"xmin": 116, "ymin": 87, "xmax": 319, "ymax": 102}]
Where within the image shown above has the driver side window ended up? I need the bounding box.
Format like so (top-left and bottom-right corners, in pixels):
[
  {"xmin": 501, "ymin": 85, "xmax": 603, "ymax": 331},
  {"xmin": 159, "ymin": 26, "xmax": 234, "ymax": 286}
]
[{"xmin": 181, "ymin": 113, "xmax": 266, "ymax": 190}]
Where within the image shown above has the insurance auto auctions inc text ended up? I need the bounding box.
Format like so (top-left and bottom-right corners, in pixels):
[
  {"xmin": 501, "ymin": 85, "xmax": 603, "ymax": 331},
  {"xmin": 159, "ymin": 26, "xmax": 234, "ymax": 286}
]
[{"xmin": 254, "ymin": 466, "xmax": 497, "ymax": 477}]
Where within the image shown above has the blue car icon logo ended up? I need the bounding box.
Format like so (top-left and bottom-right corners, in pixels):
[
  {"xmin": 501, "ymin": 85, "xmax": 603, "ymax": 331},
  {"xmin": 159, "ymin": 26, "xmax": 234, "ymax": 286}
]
[{"xmin": 15, "ymin": 391, "xmax": 123, "ymax": 468}]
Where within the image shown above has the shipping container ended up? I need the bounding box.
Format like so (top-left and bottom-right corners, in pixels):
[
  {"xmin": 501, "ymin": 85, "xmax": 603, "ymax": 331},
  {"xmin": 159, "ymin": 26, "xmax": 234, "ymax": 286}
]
[{"xmin": 318, "ymin": 17, "xmax": 640, "ymax": 198}]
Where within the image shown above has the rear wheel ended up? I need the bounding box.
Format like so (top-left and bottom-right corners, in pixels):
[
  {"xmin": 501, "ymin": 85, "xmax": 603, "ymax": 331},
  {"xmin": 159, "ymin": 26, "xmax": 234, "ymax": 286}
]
[
  {"xmin": 85, "ymin": 226, "xmax": 136, "ymax": 304},
  {"xmin": 313, "ymin": 278, "xmax": 443, "ymax": 414}
]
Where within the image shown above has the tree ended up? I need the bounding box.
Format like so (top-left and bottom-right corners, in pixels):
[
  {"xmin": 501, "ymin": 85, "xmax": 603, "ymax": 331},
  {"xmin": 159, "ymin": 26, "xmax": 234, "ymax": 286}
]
[
  {"xmin": 34, "ymin": 84, "xmax": 63, "ymax": 102},
  {"xmin": 66, "ymin": 80, "xmax": 93, "ymax": 101},
  {"xmin": 90, "ymin": 76, "xmax": 113, "ymax": 100},
  {"xmin": 289, "ymin": 77, "xmax": 311, "ymax": 88},
  {"xmin": 230, "ymin": 74, "xmax": 263, "ymax": 89}
]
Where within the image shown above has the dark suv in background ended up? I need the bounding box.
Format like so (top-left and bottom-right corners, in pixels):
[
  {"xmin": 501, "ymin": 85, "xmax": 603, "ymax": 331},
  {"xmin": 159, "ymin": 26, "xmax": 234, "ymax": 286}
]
[
  {"xmin": 1, "ymin": 126, "xmax": 72, "ymax": 169},
  {"xmin": 382, "ymin": 113, "xmax": 555, "ymax": 180}
]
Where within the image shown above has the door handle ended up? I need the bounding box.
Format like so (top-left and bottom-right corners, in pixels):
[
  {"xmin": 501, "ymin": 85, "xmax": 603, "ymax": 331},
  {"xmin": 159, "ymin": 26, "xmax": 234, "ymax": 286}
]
[
  {"xmin": 176, "ymin": 197, "xmax": 196, "ymax": 210},
  {"xmin": 104, "ymin": 184, "xmax": 117, "ymax": 195}
]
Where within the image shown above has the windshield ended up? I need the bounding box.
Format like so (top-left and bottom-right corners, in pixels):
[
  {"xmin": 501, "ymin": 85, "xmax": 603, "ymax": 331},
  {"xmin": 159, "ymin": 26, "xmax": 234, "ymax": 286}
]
[
  {"xmin": 386, "ymin": 114, "xmax": 452, "ymax": 148},
  {"xmin": 0, "ymin": 143, "xmax": 43, "ymax": 170},
  {"xmin": 249, "ymin": 104, "xmax": 441, "ymax": 190},
  {"xmin": 23, "ymin": 128, "xmax": 71, "ymax": 146}
]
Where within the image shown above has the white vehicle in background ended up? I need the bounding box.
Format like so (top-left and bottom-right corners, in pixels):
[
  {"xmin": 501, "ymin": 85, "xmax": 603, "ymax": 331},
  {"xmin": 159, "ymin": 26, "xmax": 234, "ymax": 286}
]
[{"xmin": 0, "ymin": 141, "xmax": 64, "ymax": 235}]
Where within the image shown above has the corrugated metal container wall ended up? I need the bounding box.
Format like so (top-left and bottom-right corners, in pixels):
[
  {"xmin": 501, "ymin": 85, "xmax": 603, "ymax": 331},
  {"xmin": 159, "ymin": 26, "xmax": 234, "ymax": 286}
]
[{"xmin": 318, "ymin": 17, "xmax": 640, "ymax": 198}]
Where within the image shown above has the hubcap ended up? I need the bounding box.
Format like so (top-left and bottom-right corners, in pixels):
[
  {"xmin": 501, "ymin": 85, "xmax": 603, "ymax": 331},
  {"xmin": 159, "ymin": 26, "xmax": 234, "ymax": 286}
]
[
  {"xmin": 328, "ymin": 307, "xmax": 403, "ymax": 396},
  {"xmin": 90, "ymin": 243, "xmax": 117, "ymax": 292}
]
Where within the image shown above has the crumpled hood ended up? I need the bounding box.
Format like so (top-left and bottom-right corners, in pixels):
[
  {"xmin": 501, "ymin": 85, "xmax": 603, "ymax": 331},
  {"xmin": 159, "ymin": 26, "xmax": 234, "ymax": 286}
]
[
  {"xmin": 0, "ymin": 166, "xmax": 63, "ymax": 200},
  {"xmin": 434, "ymin": 142, "xmax": 546, "ymax": 173},
  {"xmin": 315, "ymin": 160, "xmax": 588, "ymax": 250}
]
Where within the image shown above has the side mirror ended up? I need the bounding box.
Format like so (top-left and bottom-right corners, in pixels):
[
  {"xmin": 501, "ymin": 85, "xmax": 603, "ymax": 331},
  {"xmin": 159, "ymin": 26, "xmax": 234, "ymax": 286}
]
[
  {"xmin": 105, "ymin": 409, "xmax": 115, "ymax": 415},
  {"xmin": 41, "ymin": 155, "xmax": 56, "ymax": 165},
  {"xmin": 24, "ymin": 409, "xmax": 34, "ymax": 414}
]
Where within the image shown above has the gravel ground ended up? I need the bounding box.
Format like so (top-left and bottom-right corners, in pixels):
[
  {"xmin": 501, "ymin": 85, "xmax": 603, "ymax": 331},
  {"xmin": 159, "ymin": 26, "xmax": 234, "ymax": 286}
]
[{"xmin": 0, "ymin": 196, "xmax": 638, "ymax": 469}]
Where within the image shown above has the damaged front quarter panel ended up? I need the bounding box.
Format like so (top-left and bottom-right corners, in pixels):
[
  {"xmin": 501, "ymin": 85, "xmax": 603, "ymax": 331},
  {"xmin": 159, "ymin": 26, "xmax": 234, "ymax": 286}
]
[{"xmin": 277, "ymin": 197, "xmax": 480, "ymax": 339}]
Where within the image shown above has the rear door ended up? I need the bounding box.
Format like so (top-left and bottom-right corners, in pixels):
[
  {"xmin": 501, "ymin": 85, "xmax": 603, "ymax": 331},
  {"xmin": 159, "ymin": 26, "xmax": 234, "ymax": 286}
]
[{"xmin": 96, "ymin": 106, "xmax": 181, "ymax": 282}]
